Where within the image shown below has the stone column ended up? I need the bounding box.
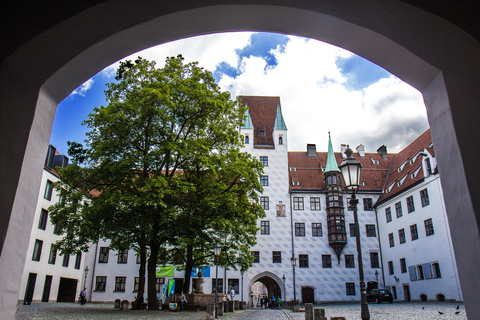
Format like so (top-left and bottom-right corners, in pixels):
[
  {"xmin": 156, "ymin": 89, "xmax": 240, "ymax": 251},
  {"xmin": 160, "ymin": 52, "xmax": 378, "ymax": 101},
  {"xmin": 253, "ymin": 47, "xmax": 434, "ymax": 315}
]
[
  {"xmin": 305, "ymin": 303, "xmax": 313, "ymax": 320},
  {"xmin": 314, "ymin": 308, "xmax": 326, "ymax": 320},
  {"xmin": 228, "ymin": 300, "xmax": 234, "ymax": 312},
  {"xmin": 206, "ymin": 303, "xmax": 214, "ymax": 320},
  {"xmin": 217, "ymin": 302, "xmax": 224, "ymax": 316}
]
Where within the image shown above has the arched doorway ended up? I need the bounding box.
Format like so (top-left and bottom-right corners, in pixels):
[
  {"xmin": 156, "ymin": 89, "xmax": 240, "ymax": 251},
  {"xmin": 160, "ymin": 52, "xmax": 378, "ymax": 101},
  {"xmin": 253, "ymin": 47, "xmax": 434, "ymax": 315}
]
[
  {"xmin": 249, "ymin": 271, "xmax": 285, "ymax": 307},
  {"xmin": 2, "ymin": 2, "xmax": 480, "ymax": 318}
]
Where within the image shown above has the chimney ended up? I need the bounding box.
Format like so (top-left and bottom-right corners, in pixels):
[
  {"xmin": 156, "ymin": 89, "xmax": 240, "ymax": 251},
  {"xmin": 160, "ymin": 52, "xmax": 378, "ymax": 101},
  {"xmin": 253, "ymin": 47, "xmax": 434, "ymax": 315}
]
[
  {"xmin": 356, "ymin": 144, "xmax": 366, "ymax": 158},
  {"xmin": 307, "ymin": 144, "xmax": 317, "ymax": 157},
  {"xmin": 377, "ymin": 145, "xmax": 388, "ymax": 158},
  {"xmin": 341, "ymin": 144, "xmax": 348, "ymax": 159}
]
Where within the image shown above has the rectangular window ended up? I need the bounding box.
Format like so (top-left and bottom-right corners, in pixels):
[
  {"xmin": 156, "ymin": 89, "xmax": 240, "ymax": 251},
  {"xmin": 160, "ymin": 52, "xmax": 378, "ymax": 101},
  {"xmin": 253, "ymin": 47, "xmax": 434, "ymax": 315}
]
[
  {"xmin": 346, "ymin": 282, "xmax": 356, "ymax": 295},
  {"xmin": 345, "ymin": 254, "xmax": 355, "ymax": 268},
  {"xmin": 310, "ymin": 197, "xmax": 321, "ymax": 210},
  {"xmin": 400, "ymin": 258, "xmax": 407, "ymax": 273},
  {"xmin": 44, "ymin": 180, "xmax": 53, "ymax": 201},
  {"xmin": 312, "ymin": 223, "xmax": 322, "ymax": 237},
  {"xmin": 293, "ymin": 197, "xmax": 304, "ymax": 210},
  {"xmin": 398, "ymin": 228, "xmax": 406, "ymax": 244},
  {"xmin": 212, "ymin": 278, "xmax": 224, "ymax": 293},
  {"xmin": 388, "ymin": 261, "xmax": 394, "ymax": 275},
  {"xmin": 432, "ymin": 262, "xmax": 441, "ymax": 278},
  {"xmin": 62, "ymin": 254, "xmax": 70, "ymax": 267},
  {"xmin": 95, "ymin": 276, "xmax": 107, "ymax": 291},
  {"xmin": 349, "ymin": 223, "xmax": 356, "ymax": 237},
  {"xmin": 299, "ymin": 254, "xmax": 309, "ymax": 268},
  {"xmin": 420, "ymin": 189, "xmax": 430, "ymax": 207},
  {"xmin": 260, "ymin": 175, "xmax": 269, "ymax": 186},
  {"xmin": 395, "ymin": 202, "xmax": 403, "ymax": 218},
  {"xmin": 406, "ymin": 196, "xmax": 415, "ymax": 213},
  {"xmin": 136, "ymin": 254, "xmax": 141, "ymax": 264},
  {"xmin": 260, "ymin": 196, "xmax": 269, "ymax": 210},
  {"xmin": 53, "ymin": 222, "xmax": 61, "ymax": 235},
  {"xmin": 74, "ymin": 252, "xmax": 82, "ymax": 269},
  {"xmin": 32, "ymin": 239, "xmax": 43, "ymax": 261},
  {"xmin": 48, "ymin": 245, "xmax": 56, "ymax": 265},
  {"xmin": 38, "ymin": 209, "xmax": 48, "ymax": 230},
  {"xmin": 363, "ymin": 198, "xmax": 373, "ymax": 211},
  {"xmin": 134, "ymin": 277, "xmax": 140, "ymax": 292},
  {"xmin": 388, "ymin": 233, "xmax": 395, "ymax": 247},
  {"xmin": 272, "ymin": 251, "xmax": 282, "ymax": 263},
  {"xmin": 322, "ymin": 255, "xmax": 332, "ymax": 268},
  {"xmin": 370, "ymin": 252, "xmax": 379, "ymax": 268},
  {"xmin": 260, "ymin": 221, "xmax": 270, "ymax": 235},
  {"xmin": 425, "ymin": 158, "xmax": 432, "ymax": 175},
  {"xmin": 385, "ymin": 207, "xmax": 392, "ymax": 222},
  {"xmin": 366, "ymin": 224, "xmax": 376, "ymax": 237},
  {"xmin": 425, "ymin": 218, "xmax": 434, "ymax": 236},
  {"xmin": 156, "ymin": 277, "xmax": 164, "ymax": 293},
  {"xmin": 117, "ymin": 251, "xmax": 128, "ymax": 264},
  {"xmin": 295, "ymin": 223, "xmax": 305, "ymax": 237},
  {"xmin": 417, "ymin": 265, "xmax": 424, "ymax": 280},
  {"xmin": 228, "ymin": 279, "xmax": 240, "ymax": 294},
  {"xmin": 259, "ymin": 156, "xmax": 268, "ymax": 167},
  {"xmin": 252, "ymin": 251, "xmax": 260, "ymax": 263},
  {"xmin": 115, "ymin": 277, "xmax": 126, "ymax": 292},
  {"xmin": 410, "ymin": 224, "xmax": 419, "ymax": 240},
  {"xmin": 99, "ymin": 247, "xmax": 109, "ymax": 263}
]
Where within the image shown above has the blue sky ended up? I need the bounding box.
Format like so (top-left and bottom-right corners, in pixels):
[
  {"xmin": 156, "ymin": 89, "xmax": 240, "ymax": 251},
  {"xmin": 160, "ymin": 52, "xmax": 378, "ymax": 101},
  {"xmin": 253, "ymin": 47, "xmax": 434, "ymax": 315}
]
[{"xmin": 51, "ymin": 32, "xmax": 428, "ymax": 157}]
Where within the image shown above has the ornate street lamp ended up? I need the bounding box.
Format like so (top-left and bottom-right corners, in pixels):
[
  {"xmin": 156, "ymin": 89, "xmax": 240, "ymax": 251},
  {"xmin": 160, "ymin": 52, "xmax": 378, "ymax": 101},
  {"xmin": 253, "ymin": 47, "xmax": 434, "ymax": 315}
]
[
  {"xmin": 339, "ymin": 146, "xmax": 369, "ymax": 320},
  {"xmin": 83, "ymin": 266, "xmax": 89, "ymax": 289},
  {"xmin": 214, "ymin": 243, "xmax": 222, "ymax": 318},
  {"xmin": 290, "ymin": 255, "xmax": 297, "ymax": 307}
]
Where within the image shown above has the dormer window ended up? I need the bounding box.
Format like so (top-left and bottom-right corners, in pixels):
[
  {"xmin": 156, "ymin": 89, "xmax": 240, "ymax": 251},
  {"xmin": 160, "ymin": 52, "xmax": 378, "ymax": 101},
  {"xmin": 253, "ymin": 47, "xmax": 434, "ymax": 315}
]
[
  {"xmin": 292, "ymin": 180, "xmax": 299, "ymax": 186},
  {"xmin": 259, "ymin": 130, "xmax": 266, "ymax": 136},
  {"xmin": 290, "ymin": 167, "xmax": 296, "ymax": 172}
]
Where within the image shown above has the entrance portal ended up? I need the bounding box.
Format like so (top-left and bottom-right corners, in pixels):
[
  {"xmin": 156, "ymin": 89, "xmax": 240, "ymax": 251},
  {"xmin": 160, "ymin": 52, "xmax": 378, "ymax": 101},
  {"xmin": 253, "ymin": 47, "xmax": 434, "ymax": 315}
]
[
  {"xmin": 302, "ymin": 287, "xmax": 314, "ymax": 304},
  {"xmin": 248, "ymin": 271, "xmax": 285, "ymax": 307},
  {"xmin": 57, "ymin": 277, "xmax": 78, "ymax": 302}
]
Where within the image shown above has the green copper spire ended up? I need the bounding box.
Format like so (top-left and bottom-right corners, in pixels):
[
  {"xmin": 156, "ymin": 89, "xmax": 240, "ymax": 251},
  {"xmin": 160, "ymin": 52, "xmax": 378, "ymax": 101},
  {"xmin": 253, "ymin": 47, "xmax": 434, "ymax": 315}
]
[
  {"xmin": 273, "ymin": 105, "xmax": 287, "ymax": 130},
  {"xmin": 241, "ymin": 107, "xmax": 254, "ymax": 129},
  {"xmin": 324, "ymin": 132, "xmax": 340, "ymax": 173}
]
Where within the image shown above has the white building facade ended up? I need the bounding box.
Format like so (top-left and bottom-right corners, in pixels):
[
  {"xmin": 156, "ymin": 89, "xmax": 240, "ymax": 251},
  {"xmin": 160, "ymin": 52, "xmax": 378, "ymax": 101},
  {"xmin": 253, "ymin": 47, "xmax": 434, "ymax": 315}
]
[{"xmin": 18, "ymin": 145, "xmax": 87, "ymax": 304}]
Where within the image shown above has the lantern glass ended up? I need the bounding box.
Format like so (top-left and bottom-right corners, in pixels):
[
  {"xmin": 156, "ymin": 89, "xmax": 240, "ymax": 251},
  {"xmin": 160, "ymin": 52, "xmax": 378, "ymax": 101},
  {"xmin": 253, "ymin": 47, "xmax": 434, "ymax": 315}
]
[
  {"xmin": 290, "ymin": 256, "xmax": 297, "ymax": 267},
  {"xmin": 214, "ymin": 243, "xmax": 222, "ymax": 256}
]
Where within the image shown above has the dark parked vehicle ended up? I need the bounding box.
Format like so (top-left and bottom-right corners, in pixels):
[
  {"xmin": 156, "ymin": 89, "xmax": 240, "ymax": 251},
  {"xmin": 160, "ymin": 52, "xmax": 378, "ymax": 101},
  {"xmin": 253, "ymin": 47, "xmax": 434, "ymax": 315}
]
[{"xmin": 367, "ymin": 289, "xmax": 393, "ymax": 303}]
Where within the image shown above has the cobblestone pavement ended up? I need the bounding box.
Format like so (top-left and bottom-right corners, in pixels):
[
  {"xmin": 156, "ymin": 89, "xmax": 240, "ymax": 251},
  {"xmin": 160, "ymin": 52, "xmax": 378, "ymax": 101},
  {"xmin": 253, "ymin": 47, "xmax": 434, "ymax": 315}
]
[{"xmin": 15, "ymin": 302, "xmax": 467, "ymax": 320}]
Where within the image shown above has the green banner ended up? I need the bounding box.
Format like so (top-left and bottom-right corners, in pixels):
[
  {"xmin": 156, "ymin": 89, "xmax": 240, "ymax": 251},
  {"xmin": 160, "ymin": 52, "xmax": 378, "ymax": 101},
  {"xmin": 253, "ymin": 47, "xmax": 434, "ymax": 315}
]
[{"xmin": 156, "ymin": 265, "xmax": 174, "ymax": 277}]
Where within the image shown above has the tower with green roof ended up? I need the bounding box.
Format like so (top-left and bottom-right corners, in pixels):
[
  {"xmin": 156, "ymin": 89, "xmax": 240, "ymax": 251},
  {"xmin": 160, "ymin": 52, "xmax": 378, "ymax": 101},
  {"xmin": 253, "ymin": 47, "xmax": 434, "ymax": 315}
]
[{"xmin": 324, "ymin": 133, "xmax": 347, "ymax": 262}]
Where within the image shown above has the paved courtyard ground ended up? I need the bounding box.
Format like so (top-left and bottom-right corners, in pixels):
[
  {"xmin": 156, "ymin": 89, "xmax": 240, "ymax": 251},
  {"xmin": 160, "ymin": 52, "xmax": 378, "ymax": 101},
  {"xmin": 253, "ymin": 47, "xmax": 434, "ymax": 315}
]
[{"xmin": 15, "ymin": 302, "xmax": 467, "ymax": 319}]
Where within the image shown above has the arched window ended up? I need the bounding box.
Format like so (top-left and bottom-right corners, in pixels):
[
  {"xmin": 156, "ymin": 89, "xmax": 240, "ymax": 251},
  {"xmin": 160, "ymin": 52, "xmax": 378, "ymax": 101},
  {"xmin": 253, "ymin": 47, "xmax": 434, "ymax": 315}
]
[
  {"xmin": 245, "ymin": 135, "xmax": 249, "ymax": 144},
  {"xmin": 278, "ymin": 136, "xmax": 283, "ymax": 145}
]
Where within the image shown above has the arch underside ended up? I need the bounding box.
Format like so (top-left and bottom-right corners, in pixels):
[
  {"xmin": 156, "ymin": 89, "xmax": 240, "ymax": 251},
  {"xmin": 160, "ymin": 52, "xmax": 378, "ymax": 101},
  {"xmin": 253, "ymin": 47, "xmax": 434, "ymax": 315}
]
[{"xmin": 1, "ymin": 1, "xmax": 480, "ymax": 318}]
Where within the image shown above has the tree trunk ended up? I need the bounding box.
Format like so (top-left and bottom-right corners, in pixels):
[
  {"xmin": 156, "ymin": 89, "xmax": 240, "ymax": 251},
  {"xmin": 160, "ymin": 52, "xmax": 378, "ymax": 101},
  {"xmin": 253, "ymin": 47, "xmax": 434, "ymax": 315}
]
[
  {"xmin": 136, "ymin": 232, "xmax": 146, "ymax": 305},
  {"xmin": 183, "ymin": 244, "xmax": 194, "ymax": 294},
  {"xmin": 147, "ymin": 239, "xmax": 160, "ymax": 310}
]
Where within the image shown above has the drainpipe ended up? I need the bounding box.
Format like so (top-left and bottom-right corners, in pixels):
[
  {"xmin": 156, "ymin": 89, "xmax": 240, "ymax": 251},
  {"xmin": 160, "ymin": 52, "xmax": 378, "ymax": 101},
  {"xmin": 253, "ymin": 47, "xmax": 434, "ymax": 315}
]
[{"xmin": 89, "ymin": 242, "xmax": 98, "ymax": 302}]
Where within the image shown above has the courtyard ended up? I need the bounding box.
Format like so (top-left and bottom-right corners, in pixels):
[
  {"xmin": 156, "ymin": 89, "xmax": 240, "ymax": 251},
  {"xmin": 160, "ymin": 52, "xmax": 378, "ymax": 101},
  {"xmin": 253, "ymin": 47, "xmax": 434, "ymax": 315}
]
[{"xmin": 15, "ymin": 302, "xmax": 466, "ymax": 319}]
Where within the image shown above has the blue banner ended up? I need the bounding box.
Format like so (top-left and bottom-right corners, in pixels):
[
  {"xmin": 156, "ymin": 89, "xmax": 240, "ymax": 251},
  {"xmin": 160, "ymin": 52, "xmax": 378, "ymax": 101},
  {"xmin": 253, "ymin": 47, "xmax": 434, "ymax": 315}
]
[{"xmin": 190, "ymin": 266, "xmax": 210, "ymax": 278}]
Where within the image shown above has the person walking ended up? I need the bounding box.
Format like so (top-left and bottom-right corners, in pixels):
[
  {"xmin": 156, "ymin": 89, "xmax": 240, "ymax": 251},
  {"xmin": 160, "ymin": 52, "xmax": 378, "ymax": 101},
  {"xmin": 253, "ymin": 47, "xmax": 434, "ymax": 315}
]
[
  {"xmin": 179, "ymin": 292, "xmax": 187, "ymax": 312},
  {"xmin": 230, "ymin": 287, "xmax": 235, "ymax": 301},
  {"xmin": 277, "ymin": 296, "xmax": 282, "ymax": 309},
  {"xmin": 80, "ymin": 288, "xmax": 86, "ymax": 305},
  {"xmin": 271, "ymin": 295, "xmax": 275, "ymax": 308},
  {"xmin": 260, "ymin": 296, "xmax": 264, "ymax": 309}
]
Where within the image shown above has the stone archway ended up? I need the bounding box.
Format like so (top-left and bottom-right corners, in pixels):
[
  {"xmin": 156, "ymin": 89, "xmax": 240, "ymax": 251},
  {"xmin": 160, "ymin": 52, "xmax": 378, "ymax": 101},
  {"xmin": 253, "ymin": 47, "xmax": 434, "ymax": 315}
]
[
  {"xmin": 249, "ymin": 271, "xmax": 285, "ymax": 307},
  {"xmin": 2, "ymin": 1, "xmax": 480, "ymax": 318}
]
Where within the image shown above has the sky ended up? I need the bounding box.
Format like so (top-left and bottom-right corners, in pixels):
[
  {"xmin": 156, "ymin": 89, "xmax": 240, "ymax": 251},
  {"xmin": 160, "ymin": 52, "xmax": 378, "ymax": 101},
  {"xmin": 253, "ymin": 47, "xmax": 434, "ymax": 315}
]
[{"xmin": 51, "ymin": 32, "xmax": 429, "ymax": 157}]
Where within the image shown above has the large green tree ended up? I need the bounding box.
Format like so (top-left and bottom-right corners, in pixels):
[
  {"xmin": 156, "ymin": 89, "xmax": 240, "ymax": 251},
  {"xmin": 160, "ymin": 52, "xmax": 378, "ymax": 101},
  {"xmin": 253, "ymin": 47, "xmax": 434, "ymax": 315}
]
[{"xmin": 50, "ymin": 55, "xmax": 264, "ymax": 309}]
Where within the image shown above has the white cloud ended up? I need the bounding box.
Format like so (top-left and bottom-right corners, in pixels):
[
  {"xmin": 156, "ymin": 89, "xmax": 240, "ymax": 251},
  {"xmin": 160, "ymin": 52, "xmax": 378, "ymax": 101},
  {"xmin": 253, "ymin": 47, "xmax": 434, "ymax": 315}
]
[{"xmin": 71, "ymin": 79, "xmax": 94, "ymax": 97}]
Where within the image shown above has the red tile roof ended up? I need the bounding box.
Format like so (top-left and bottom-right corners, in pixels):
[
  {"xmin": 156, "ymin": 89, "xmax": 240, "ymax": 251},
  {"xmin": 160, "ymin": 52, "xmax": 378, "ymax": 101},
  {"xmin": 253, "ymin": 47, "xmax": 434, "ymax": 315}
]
[{"xmin": 239, "ymin": 96, "xmax": 280, "ymax": 148}]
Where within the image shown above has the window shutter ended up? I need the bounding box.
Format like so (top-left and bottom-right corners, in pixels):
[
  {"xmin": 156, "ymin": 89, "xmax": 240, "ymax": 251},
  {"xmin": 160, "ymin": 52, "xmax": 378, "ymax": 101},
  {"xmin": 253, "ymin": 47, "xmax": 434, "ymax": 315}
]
[
  {"xmin": 408, "ymin": 266, "xmax": 417, "ymax": 281},
  {"xmin": 423, "ymin": 263, "xmax": 433, "ymax": 279}
]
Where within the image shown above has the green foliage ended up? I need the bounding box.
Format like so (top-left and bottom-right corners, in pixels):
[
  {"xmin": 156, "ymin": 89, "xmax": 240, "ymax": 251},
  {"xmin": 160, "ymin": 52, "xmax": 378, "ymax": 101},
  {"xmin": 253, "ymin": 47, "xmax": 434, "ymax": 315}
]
[{"xmin": 49, "ymin": 55, "xmax": 264, "ymax": 306}]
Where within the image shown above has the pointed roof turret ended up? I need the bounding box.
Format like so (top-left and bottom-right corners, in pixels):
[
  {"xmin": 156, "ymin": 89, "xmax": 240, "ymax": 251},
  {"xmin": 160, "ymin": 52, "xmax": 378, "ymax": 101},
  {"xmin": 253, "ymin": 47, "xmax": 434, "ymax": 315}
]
[
  {"xmin": 273, "ymin": 105, "xmax": 287, "ymax": 130},
  {"xmin": 241, "ymin": 107, "xmax": 254, "ymax": 129},
  {"xmin": 324, "ymin": 132, "xmax": 340, "ymax": 173}
]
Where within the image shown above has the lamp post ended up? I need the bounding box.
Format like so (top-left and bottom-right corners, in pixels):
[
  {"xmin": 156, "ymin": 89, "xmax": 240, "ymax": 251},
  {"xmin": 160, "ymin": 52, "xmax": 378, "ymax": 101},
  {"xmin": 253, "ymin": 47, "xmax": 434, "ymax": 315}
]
[
  {"xmin": 214, "ymin": 243, "xmax": 222, "ymax": 319},
  {"xmin": 290, "ymin": 255, "xmax": 297, "ymax": 308},
  {"xmin": 83, "ymin": 266, "xmax": 89, "ymax": 289},
  {"xmin": 282, "ymin": 274, "xmax": 286, "ymax": 304},
  {"xmin": 240, "ymin": 269, "xmax": 244, "ymax": 305},
  {"xmin": 339, "ymin": 146, "xmax": 369, "ymax": 320}
]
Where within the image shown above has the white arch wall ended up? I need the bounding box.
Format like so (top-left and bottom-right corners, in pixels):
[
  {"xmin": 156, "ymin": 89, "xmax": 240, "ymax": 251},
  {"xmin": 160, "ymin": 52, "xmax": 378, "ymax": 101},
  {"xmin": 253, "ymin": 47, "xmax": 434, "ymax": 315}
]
[
  {"xmin": 1, "ymin": 1, "xmax": 480, "ymax": 318},
  {"xmin": 248, "ymin": 271, "xmax": 285, "ymax": 301}
]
